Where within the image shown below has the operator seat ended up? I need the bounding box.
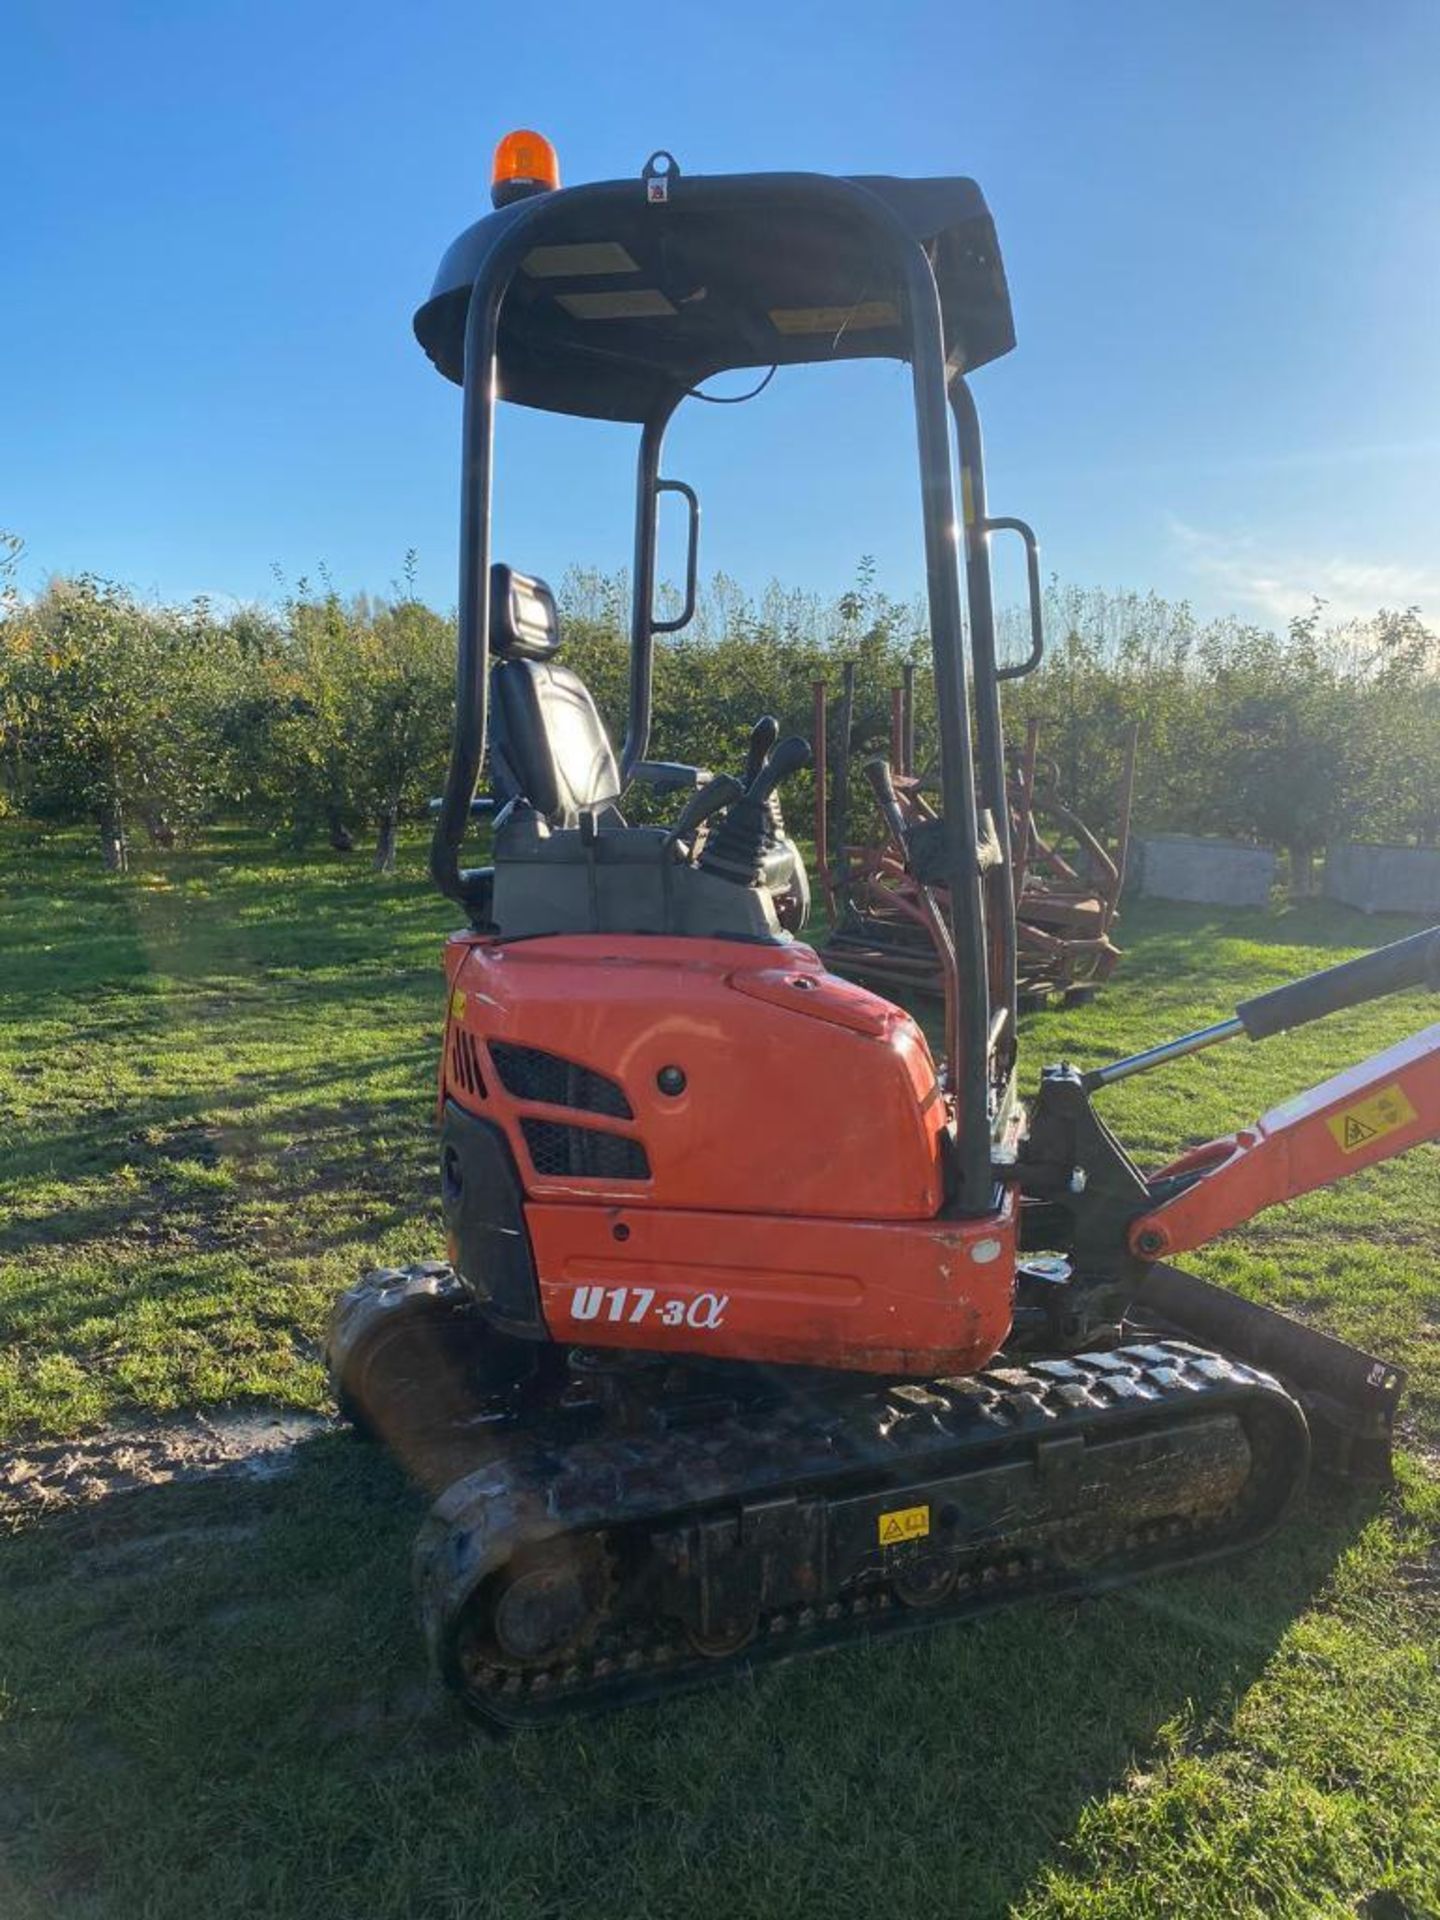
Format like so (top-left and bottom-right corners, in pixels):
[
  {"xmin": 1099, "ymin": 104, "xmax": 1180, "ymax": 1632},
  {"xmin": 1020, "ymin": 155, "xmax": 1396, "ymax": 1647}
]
[
  {"xmin": 488, "ymin": 566, "xmax": 623, "ymax": 826},
  {"xmin": 485, "ymin": 562, "xmax": 811, "ymax": 933}
]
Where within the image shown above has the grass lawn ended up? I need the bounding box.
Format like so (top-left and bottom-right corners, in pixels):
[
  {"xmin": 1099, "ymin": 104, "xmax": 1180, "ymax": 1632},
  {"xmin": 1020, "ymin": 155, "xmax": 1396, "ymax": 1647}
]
[{"xmin": 1, "ymin": 823, "xmax": 1437, "ymax": 1920}]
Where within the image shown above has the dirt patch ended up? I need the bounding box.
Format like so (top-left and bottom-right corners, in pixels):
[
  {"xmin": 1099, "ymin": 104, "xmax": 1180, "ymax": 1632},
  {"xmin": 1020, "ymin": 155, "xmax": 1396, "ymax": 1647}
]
[
  {"xmin": 0, "ymin": 1407, "xmax": 332, "ymax": 1519},
  {"xmin": 134, "ymin": 1122, "xmax": 226, "ymax": 1165}
]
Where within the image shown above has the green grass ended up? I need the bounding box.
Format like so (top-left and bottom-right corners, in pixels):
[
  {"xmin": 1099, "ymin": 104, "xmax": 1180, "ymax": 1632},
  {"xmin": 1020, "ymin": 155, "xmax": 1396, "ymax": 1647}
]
[{"xmin": 1, "ymin": 823, "xmax": 1437, "ymax": 1920}]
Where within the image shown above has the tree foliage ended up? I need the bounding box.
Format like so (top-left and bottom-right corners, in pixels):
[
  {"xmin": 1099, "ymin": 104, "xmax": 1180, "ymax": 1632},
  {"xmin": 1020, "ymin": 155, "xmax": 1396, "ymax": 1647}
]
[
  {"xmin": 0, "ymin": 543, "xmax": 1435, "ymax": 872},
  {"xmin": 0, "ymin": 573, "xmax": 240, "ymax": 866},
  {"xmin": 242, "ymin": 563, "xmax": 453, "ymax": 867}
]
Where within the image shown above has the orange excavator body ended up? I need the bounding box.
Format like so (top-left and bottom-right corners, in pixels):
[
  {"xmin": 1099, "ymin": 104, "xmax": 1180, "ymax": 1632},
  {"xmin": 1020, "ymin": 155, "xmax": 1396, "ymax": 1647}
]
[
  {"xmin": 323, "ymin": 141, "xmax": 1438, "ymax": 1728},
  {"xmin": 440, "ymin": 931, "xmax": 1016, "ymax": 1374}
]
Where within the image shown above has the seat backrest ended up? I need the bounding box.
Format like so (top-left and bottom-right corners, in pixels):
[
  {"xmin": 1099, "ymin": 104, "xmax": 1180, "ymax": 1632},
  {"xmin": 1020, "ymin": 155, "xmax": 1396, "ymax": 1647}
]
[{"xmin": 487, "ymin": 566, "xmax": 622, "ymax": 824}]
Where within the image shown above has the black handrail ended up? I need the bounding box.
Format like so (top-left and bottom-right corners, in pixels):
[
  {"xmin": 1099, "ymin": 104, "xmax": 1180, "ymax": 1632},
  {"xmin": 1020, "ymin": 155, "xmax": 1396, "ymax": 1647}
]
[
  {"xmin": 949, "ymin": 377, "xmax": 1018, "ymax": 1080},
  {"xmin": 651, "ymin": 480, "xmax": 700, "ymax": 635},
  {"xmin": 985, "ymin": 516, "xmax": 1045, "ymax": 681}
]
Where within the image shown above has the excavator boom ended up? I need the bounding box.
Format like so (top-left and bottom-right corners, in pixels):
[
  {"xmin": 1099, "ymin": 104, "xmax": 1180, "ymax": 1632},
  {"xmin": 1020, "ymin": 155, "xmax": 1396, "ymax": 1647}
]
[
  {"xmin": 1131, "ymin": 1020, "xmax": 1440, "ymax": 1263},
  {"xmin": 1029, "ymin": 924, "xmax": 1440, "ymax": 1483}
]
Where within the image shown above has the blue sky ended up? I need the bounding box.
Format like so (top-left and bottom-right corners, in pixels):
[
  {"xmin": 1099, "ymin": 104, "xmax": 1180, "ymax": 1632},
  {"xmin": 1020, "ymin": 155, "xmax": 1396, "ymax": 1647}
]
[{"xmin": 5, "ymin": 0, "xmax": 1438, "ymax": 627}]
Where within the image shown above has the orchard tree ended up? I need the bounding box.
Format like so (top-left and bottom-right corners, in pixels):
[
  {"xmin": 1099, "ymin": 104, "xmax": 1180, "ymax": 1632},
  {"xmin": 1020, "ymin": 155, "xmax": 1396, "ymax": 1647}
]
[
  {"xmin": 250, "ymin": 567, "xmax": 453, "ymax": 867},
  {"xmin": 0, "ymin": 575, "xmax": 231, "ymax": 867},
  {"xmin": 1197, "ymin": 608, "xmax": 1359, "ymax": 888},
  {"xmin": 1353, "ymin": 609, "xmax": 1440, "ymax": 845},
  {"xmin": 348, "ymin": 586, "xmax": 454, "ymax": 870},
  {"xmin": 251, "ymin": 581, "xmax": 363, "ymax": 851},
  {"xmin": 0, "ymin": 532, "xmax": 26, "ymax": 816}
]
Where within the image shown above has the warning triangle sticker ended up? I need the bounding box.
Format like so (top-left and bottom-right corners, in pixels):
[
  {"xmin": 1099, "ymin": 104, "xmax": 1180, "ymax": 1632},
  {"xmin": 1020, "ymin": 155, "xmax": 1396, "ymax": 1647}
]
[
  {"xmin": 876, "ymin": 1505, "xmax": 930, "ymax": 1546},
  {"xmin": 1326, "ymin": 1082, "xmax": 1418, "ymax": 1155}
]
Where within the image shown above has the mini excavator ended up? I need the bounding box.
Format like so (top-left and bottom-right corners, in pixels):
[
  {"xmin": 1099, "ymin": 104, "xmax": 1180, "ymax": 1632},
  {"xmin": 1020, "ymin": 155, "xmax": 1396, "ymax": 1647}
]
[{"xmin": 327, "ymin": 133, "xmax": 1440, "ymax": 1728}]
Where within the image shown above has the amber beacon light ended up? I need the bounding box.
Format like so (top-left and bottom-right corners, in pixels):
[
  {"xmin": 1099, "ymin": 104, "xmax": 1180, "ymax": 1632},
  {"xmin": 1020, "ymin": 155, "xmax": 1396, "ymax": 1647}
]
[{"xmin": 491, "ymin": 129, "xmax": 561, "ymax": 208}]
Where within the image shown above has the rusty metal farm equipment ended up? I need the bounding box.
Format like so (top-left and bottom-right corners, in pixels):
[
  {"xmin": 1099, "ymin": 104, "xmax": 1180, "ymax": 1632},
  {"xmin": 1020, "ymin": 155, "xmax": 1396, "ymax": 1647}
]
[{"xmin": 814, "ymin": 661, "xmax": 1137, "ymax": 1004}]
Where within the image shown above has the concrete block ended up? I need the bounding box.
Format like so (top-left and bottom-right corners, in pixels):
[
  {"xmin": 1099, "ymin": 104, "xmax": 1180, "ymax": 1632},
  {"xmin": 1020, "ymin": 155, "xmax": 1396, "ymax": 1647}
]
[
  {"xmin": 1136, "ymin": 835, "xmax": 1276, "ymax": 907},
  {"xmin": 1324, "ymin": 841, "xmax": 1440, "ymax": 916}
]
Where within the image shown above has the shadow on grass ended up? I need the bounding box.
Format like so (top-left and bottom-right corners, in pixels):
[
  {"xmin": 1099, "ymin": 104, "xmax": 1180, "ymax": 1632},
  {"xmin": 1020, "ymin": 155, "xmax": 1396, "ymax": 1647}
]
[
  {"xmin": 0, "ymin": 836, "xmax": 447, "ymax": 1037},
  {"xmin": 0, "ymin": 1433, "xmax": 1384, "ymax": 1920},
  {"xmin": 0, "ymin": 1045, "xmax": 437, "ymax": 1197}
]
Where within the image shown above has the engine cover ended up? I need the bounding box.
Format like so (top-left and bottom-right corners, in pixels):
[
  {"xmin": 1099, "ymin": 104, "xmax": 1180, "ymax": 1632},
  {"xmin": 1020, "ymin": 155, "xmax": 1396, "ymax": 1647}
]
[{"xmin": 438, "ymin": 932, "xmax": 1014, "ymax": 1374}]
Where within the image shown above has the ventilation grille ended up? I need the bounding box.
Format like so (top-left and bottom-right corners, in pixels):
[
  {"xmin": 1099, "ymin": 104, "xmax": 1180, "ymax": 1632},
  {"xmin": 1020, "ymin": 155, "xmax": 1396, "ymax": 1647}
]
[
  {"xmin": 490, "ymin": 1043, "xmax": 632, "ymax": 1119},
  {"xmin": 520, "ymin": 1119, "xmax": 650, "ymax": 1182},
  {"xmin": 449, "ymin": 1026, "xmax": 487, "ymax": 1101}
]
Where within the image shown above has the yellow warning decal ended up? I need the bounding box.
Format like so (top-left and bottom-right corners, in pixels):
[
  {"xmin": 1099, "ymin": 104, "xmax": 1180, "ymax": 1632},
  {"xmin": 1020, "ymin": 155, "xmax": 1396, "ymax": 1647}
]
[
  {"xmin": 1325, "ymin": 1083, "xmax": 1418, "ymax": 1154},
  {"xmin": 878, "ymin": 1504, "xmax": 931, "ymax": 1547},
  {"xmin": 450, "ymin": 989, "xmax": 466, "ymax": 1021}
]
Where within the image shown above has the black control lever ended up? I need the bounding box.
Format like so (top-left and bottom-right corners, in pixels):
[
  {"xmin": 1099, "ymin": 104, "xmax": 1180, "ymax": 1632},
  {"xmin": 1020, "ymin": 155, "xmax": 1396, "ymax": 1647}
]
[
  {"xmin": 663, "ymin": 773, "xmax": 746, "ymax": 851},
  {"xmin": 742, "ymin": 714, "xmax": 780, "ymax": 788},
  {"xmin": 696, "ymin": 736, "xmax": 811, "ymax": 887},
  {"xmin": 744, "ymin": 733, "xmax": 811, "ymax": 805}
]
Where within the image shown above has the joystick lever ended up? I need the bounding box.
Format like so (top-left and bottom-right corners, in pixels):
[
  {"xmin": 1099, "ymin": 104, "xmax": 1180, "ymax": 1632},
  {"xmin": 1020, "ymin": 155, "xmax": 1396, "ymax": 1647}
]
[
  {"xmin": 741, "ymin": 714, "xmax": 780, "ymax": 788},
  {"xmin": 745, "ymin": 732, "xmax": 811, "ymax": 805},
  {"xmin": 664, "ymin": 773, "xmax": 746, "ymax": 851}
]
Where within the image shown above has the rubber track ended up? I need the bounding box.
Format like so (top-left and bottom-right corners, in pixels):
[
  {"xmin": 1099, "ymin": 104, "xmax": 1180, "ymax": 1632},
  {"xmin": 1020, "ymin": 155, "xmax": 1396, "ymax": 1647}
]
[{"xmin": 413, "ymin": 1341, "xmax": 1310, "ymax": 1729}]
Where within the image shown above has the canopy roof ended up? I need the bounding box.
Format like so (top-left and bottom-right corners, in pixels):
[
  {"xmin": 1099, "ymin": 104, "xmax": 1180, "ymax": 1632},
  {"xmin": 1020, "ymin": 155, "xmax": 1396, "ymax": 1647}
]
[{"xmin": 414, "ymin": 168, "xmax": 1014, "ymax": 422}]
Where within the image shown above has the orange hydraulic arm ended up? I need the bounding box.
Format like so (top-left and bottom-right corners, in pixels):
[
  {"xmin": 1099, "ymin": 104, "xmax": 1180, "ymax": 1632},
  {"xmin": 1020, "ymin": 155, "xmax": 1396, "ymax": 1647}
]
[
  {"xmin": 1020, "ymin": 925, "xmax": 1439, "ymax": 1480},
  {"xmin": 1065, "ymin": 923, "xmax": 1440, "ymax": 1264},
  {"xmin": 1129, "ymin": 1019, "xmax": 1440, "ymax": 1262}
]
